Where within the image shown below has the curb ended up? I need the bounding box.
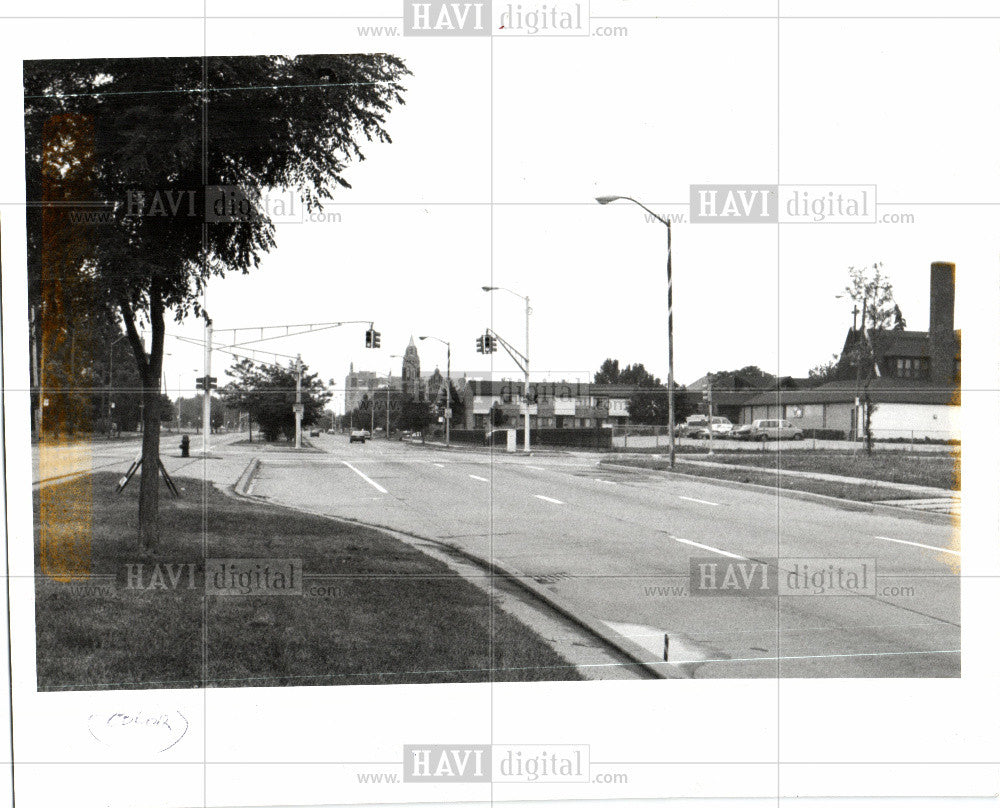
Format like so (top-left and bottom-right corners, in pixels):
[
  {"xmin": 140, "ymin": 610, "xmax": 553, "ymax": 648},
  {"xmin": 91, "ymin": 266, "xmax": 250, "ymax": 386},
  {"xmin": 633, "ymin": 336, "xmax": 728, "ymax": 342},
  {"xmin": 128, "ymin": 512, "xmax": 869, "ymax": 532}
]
[
  {"xmin": 235, "ymin": 457, "xmax": 261, "ymax": 495},
  {"xmin": 230, "ymin": 461, "xmax": 689, "ymax": 681},
  {"xmin": 600, "ymin": 461, "xmax": 957, "ymax": 526}
]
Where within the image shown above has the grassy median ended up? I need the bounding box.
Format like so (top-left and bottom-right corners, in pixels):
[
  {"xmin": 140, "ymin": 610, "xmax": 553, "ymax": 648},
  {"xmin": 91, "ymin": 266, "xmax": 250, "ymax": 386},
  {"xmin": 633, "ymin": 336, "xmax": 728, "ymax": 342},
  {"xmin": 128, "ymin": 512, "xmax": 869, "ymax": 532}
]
[
  {"xmin": 603, "ymin": 449, "xmax": 959, "ymax": 502},
  {"xmin": 35, "ymin": 472, "xmax": 581, "ymax": 690}
]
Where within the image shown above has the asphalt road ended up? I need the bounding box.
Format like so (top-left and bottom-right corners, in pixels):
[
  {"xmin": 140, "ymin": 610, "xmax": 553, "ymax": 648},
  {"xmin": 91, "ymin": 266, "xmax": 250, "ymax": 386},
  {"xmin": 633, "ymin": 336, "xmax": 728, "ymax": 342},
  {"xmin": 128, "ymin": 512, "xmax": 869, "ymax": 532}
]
[{"xmin": 250, "ymin": 434, "xmax": 960, "ymax": 679}]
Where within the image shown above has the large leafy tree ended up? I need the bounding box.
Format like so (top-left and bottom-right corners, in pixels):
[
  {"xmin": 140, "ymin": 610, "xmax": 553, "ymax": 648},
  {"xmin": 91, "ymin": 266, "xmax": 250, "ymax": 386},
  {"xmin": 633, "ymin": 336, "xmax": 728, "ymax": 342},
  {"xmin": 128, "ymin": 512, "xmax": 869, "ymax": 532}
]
[
  {"xmin": 594, "ymin": 358, "xmax": 661, "ymax": 388},
  {"xmin": 223, "ymin": 358, "xmax": 331, "ymax": 443},
  {"xmin": 24, "ymin": 54, "xmax": 409, "ymax": 550}
]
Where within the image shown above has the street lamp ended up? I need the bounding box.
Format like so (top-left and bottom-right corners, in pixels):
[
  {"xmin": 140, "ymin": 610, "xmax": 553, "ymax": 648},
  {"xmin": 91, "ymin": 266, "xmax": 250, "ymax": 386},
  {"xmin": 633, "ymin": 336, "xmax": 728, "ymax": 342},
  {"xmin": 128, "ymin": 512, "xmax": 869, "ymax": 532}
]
[
  {"xmin": 387, "ymin": 354, "xmax": 403, "ymax": 438},
  {"xmin": 482, "ymin": 285, "xmax": 531, "ymax": 452},
  {"xmin": 419, "ymin": 336, "xmax": 451, "ymax": 446},
  {"xmin": 596, "ymin": 194, "xmax": 676, "ymax": 467}
]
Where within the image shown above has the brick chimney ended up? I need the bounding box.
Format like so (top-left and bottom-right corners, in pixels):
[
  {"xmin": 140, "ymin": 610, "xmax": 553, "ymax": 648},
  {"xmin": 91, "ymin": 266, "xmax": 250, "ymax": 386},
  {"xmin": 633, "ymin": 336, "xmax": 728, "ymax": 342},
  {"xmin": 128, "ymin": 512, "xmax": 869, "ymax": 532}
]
[{"xmin": 928, "ymin": 261, "xmax": 956, "ymax": 386}]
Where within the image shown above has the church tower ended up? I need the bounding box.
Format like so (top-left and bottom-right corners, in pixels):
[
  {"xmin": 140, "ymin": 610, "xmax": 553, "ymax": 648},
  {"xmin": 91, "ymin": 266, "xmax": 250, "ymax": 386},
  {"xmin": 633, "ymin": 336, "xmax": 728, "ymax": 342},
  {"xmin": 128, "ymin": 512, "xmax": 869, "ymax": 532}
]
[{"xmin": 402, "ymin": 336, "xmax": 422, "ymax": 400}]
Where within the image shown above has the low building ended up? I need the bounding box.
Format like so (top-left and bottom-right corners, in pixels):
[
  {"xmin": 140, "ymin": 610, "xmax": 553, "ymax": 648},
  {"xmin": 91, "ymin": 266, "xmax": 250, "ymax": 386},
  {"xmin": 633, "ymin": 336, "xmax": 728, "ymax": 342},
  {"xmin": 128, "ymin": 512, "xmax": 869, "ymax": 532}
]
[
  {"xmin": 738, "ymin": 262, "xmax": 960, "ymax": 440},
  {"xmin": 460, "ymin": 379, "xmax": 635, "ymax": 431}
]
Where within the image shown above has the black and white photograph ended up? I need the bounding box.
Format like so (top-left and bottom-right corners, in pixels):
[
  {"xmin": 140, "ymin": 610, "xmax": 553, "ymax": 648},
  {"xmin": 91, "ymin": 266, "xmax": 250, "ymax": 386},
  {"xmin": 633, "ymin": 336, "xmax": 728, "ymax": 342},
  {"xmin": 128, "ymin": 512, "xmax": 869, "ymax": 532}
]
[{"xmin": 2, "ymin": 1, "xmax": 1000, "ymax": 807}]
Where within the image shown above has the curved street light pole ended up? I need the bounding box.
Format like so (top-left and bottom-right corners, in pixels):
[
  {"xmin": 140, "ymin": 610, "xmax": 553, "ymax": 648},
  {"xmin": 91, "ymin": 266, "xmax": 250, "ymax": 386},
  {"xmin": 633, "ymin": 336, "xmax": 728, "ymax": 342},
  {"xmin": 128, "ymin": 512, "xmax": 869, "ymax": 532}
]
[
  {"xmin": 596, "ymin": 195, "xmax": 675, "ymax": 468},
  {"xmin": 418, "ymin": 337, "xmax": 451, "ymax": 446}
]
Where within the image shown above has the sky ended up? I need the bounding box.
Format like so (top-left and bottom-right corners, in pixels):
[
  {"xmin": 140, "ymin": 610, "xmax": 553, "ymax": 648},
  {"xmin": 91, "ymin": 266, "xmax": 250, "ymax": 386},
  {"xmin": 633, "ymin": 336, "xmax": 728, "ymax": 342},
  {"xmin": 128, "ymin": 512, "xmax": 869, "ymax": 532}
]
[{"xmin": 4, "ymin": 8, "xmax": 997, "ymax": 413}]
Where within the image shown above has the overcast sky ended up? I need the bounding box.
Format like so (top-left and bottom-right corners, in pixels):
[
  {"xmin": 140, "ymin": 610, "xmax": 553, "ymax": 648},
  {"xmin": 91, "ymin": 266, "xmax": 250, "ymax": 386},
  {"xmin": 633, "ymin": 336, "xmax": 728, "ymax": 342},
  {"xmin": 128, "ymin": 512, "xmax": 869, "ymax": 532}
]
[{"xmin": 5, "ymin": 9, "xmax": 995, "ymax": 413}]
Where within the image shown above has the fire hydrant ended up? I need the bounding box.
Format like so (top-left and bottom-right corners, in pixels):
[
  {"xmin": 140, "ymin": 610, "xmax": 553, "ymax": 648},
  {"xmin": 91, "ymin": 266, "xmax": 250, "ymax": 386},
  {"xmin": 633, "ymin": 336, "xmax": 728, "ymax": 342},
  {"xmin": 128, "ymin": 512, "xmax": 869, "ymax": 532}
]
[{"xmin": 180, "ymin": 435, "xmax": 190, "ymax": 457}]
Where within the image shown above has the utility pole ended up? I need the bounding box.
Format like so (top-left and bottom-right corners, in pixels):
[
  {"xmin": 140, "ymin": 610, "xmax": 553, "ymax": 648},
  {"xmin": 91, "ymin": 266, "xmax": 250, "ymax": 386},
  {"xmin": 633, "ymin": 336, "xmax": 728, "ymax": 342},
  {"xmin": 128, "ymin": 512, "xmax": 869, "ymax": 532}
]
[
  {"xmin": 523, "ymin": 295, "xmax": 531, "ymax": 453},
  {"xmin": 294, "ymin": 353, "xmax": 303, "ymax": 450},
  {"xmin": 445, "ymin": 342, "xmax": 452, "ymax": 447},
  {"xmin": 386, "ymin": 370, "xmax": 392, "ymax": 437},
  {"xmin": 202, "ymin": 322, "xmax": 213, "ymax": 454},
  {"xmin": 707, "ymin": 379, "xmax": 714, "ymax": 457}
]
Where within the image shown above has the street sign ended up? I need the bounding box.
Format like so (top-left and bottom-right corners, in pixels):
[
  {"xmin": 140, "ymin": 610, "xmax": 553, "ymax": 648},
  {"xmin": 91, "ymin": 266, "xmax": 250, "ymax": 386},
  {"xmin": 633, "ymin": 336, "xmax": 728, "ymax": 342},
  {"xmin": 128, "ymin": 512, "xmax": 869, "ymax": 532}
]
[
  {"xmin": 292, "ymin": 403, "xmax": 304, "ymax": 414},
  {"xmin": 444, "ymin": 408, "xmax": 452, "ymax": 418}
]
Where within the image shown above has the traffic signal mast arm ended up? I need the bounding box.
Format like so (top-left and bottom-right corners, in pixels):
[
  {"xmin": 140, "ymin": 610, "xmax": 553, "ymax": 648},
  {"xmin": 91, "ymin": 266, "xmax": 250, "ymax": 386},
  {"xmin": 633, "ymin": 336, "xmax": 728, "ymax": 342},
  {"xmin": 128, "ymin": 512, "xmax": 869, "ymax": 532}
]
[
  {"xmin": 220, "ymin": 320, "xmax": 376, "ymax": 349},
  {"xmin": 486, "ymin": 328, "xmax": 528, "ymax": 374}
]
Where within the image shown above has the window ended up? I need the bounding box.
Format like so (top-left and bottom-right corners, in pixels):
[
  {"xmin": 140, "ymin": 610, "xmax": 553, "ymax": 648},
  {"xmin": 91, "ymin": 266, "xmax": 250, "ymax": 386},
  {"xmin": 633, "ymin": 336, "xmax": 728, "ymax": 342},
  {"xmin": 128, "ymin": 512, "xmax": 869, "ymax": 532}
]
[{"xmin": 893, "ymin": 356, "xmax": 929, "ymax": 379}]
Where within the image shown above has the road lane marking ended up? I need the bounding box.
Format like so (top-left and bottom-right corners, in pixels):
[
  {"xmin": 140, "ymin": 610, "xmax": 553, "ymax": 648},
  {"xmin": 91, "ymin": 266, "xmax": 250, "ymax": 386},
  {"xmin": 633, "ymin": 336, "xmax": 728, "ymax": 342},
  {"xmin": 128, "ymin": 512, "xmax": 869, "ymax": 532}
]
[
  {"xmin": 433, "ymin": 463, "xmax": 445, "ymax": 468},
  {"xmin": 534, "ymin": 495, "xmax": 564, "ymax": 505},
  {"xmin": 671, "ymin": 536, "xmax": 746, "ymax": 560},
  {"xmin": 874, "ymin": 535, "xmax": 960, "ymax": 556},
  {"xmin": 341, "ymin": 461, "xmax": 388, "ymax": 494},
  {"xmin": 679, "ymin": 495, "xmax": 719, "ymax": 506},
  {"xmin": 526, "ymin": 465, "xmax": 546, "ymax": 471},
  {"xmin": 595, "ymin": 479, "xmax": 618, "ymax": 485},
  {"xmin": 469, "ymin": 474, "xmax": 489, "ymax": 482}
]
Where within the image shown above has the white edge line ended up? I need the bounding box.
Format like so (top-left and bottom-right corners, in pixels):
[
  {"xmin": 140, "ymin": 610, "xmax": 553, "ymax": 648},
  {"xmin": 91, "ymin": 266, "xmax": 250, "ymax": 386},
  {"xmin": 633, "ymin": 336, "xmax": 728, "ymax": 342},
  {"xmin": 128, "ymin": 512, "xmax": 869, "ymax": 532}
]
[
  {"xmin": 534, "ymin": 495, "xmax": 564, "ymax": 505},
  {"xmin": 679, "ymin": 495, "xmax": 719, "ymax": 506},
  {"xmin": 874, "ymin": 535, "xmax": 960, "ymax": 556},
  {"xmin": 672, "ymin": 536, "xmax": 746, "ymax": 560},
  {"xmin": 341, "ymin": 460, "xmax": 388, "ymax": 494}
]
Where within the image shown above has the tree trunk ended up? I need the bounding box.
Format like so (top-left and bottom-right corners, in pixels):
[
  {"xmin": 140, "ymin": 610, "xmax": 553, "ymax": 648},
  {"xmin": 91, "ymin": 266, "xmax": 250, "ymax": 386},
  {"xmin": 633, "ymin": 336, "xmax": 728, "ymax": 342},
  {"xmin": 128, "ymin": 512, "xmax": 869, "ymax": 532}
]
[
  {"xmin": 138, "ymin": 375, "xmax": 162, "ymax": 552},
  {"xmin": 120, "ymin": 278, "xmax": 166, "ymax": 553}
]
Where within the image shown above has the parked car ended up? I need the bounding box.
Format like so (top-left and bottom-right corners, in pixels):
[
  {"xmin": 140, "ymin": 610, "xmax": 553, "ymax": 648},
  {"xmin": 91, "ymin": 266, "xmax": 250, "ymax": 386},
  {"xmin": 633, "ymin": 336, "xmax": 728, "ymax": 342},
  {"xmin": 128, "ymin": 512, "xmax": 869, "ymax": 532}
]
[
  {"xmin": 309, "ymin": 428, "xmax": 321, "ymax": 437},
  {"xmin": 677, "ymin": 415, "xmax": 710, "ymax": 438},
  {"xmin": 349, "ymin": 429, "xmax": 368, "ymax": 443},
  {"xmin": 743, "ymin": 418, "xmax": 804, "ymax": 441},
  {"xmin": 732, "ymin": 423, "xmax": 753, "ymax": 440},
  {"xmin": 681, "ymin": 416, "xmax": 734, "ymax": 439}
]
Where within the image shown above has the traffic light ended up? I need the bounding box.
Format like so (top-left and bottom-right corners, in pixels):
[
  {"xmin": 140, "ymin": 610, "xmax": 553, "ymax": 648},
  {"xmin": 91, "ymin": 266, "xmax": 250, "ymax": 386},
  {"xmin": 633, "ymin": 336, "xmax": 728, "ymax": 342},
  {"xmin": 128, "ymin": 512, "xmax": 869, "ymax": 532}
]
[
  {"xmin": 484, "ymin": 334, "xmax": 496, "ymax": 353},
  {"xmin": 195, "ymin": 375, "xmax": 218, "ymax": 391},
  {"xmin": 365, "ymin": 328, "xmax": 380, "ymax": 349},
  {"xmin": 476, "ymin": 335, "xmax": 485, "ymax": 354}
]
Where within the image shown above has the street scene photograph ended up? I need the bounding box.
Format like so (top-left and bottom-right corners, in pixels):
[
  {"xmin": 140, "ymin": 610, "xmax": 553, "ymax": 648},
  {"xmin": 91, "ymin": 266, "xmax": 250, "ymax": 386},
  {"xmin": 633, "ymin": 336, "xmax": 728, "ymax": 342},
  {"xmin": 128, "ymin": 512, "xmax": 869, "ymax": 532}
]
[{"xmin": 4, "ymin": 3, "xmax": 999, "ymax": 807}]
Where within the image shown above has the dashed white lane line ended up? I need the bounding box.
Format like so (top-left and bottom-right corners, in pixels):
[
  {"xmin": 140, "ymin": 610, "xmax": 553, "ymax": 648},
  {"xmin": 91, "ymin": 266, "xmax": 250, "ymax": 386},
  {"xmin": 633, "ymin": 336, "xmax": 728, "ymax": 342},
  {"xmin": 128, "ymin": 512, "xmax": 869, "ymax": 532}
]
[
  {"xmin": 595, "ymin": 479, "xmax": 618, "ymax": 485},
  {"xmin": 432, "ymin": 463, "xmax": 445, "ymax": 468},
  {"xmin": 672, "ymin": 536, "xmax": 746, "ymax": 560},
  {"xmin": 341, "ymin": 461, "xmax": 388, "ymax": 494},
  {"xmin": 526, "ymin": 465, "xmax": 546, "ymax": 471},
  {"xmin": 469, "ymin": 474, "xmax": 489, "ymax": 482},
  {"xmin": 679, "ymin": 495, "xmax": 719, "ymax": 506},
  {"xmin": 534, "ymin": 495, "xmax": 565, "ymax": 505},
  {"xmin": 874, "ymin": 535, "xmax": 961, "ymax": 556}
]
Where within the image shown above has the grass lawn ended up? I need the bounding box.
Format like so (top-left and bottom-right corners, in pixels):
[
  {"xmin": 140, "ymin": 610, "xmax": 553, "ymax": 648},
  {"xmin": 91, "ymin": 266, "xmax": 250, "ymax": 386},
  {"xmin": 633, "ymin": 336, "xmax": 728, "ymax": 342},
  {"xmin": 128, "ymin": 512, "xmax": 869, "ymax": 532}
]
[
  {"xmin": 693, "ymin": 449, "xmax": 959, "ymax": 491},
  {"xmin": 602, "ymin": 457, "xmax": 951, "ymax": 502},
  {"xmin": 35, "ymin": 472, "xmax": 581, "ymax": 691}
]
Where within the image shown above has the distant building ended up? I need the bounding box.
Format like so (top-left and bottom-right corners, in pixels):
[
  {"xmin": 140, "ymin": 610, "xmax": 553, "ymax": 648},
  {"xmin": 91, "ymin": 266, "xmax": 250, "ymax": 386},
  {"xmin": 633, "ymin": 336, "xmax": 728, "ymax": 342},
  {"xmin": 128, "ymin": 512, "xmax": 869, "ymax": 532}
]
[
  {"xmin": 738, "ymin": 262, "xmax": 960, "ymax": 440},
  {"xmin": 402, "ymin": 336, "xmax": 422, "ymax": 400}
]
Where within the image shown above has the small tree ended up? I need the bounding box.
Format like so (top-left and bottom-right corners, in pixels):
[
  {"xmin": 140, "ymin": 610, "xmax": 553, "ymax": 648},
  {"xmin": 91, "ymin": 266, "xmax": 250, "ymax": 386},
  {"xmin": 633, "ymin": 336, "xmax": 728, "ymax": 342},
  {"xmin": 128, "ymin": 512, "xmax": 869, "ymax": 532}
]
[
  {"xmin": 842, "ymin": 262, "xmax": 897, "ymax": 454},
  {"xmin": 489, "ymin": 401, "xmax": 507, "ymax": 428},
  {"xmin": 808, "ymin": 355, "xmax": 839, "ymax": 381}
]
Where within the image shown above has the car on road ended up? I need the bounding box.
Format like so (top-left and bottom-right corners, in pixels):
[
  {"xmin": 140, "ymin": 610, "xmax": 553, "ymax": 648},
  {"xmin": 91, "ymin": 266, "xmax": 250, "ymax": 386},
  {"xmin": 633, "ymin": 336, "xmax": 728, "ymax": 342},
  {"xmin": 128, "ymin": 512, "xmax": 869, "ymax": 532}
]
[
  {"xmin": 349, "ymin": 429, "xmax": 369, "ymax": 443},
  {"xmin": 739, "ymin": 418, "xmax": 804, "ymax": 441},
  {"xmin": 309, "ymin": 428, "xmax": 321, "ymax": 437}
]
